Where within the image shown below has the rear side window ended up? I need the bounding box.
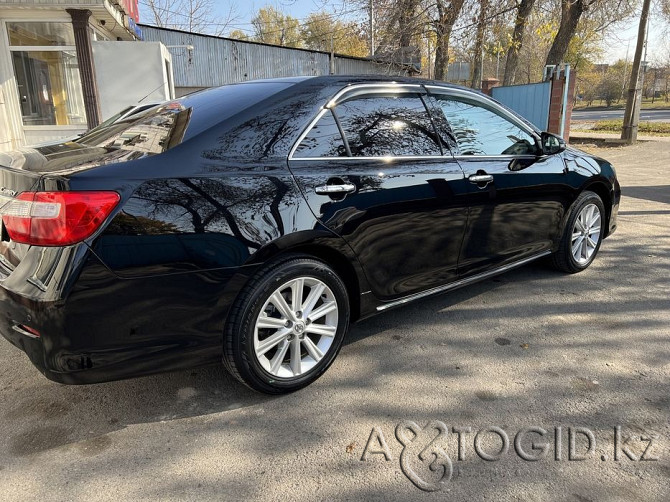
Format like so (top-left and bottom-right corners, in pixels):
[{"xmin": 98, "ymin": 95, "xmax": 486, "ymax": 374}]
[
  {"xmin": 336, "ymin": 94, "xmax": 441, "ymax": 157},
  {"xmin": 293, "ymin": 110, "xmax": 347, "ymax": 158},
  {"xmin": 293, "ymin": 92, "xmax": 442, "ymax": 158}
]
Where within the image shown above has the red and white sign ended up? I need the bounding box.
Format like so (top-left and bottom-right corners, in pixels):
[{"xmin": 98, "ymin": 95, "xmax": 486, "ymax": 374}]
[{"xmin": 117, "ymin": 0, "xmax": 139, "ymax": 22}]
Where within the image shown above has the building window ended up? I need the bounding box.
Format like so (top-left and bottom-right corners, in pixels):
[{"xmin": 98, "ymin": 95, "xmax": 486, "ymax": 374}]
[{"xmin": 7, "ymin": 22, "xmax": 86, "ymax": 127}]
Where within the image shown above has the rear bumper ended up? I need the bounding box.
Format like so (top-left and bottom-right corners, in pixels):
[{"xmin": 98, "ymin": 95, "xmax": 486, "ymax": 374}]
[
  {"xmin": 0, "ymin": 288, "xmax": 55, "ymax": 378},
  {"xmin": 0, "ymin": 256, "xmax": 259, "ymax": 384}
]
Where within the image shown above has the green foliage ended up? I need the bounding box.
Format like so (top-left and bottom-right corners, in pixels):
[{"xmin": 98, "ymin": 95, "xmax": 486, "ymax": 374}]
[
  {"xmin": 300, "ymin": 12, "xmax": 368, "ymax": 57},
  {"xmin": 592, "ymin": 120, "xmax": 670, "ymax": 135},
  {"xmin": 251, "ymin": 6, "xmax": 302, "ymax": 47},
  {"xmin": 228, "ymin": 29, "xmax": 249, "ymax": 41},
  {"xmin": 596, "ymin": 76, "xmax": 622, "ymax": 107}
]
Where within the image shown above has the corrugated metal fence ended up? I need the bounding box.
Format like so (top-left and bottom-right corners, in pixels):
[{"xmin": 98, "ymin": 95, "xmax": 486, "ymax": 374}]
[
  {"xmin": 139, "ymin": 25, "xmax": 412, "ymax": 90},
  {"xmin": 491, "ymin": 81, "xmax": 552, "ymax": 131}
]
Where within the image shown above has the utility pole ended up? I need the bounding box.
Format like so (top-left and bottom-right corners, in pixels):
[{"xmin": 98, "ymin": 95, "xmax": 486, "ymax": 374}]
[
  {"xmin": 621, "ymin": 39, "xmax": 631, "ymax": 101},
  {"xmin": 621, "ymin": 0, "xmax": 652, "ymax": 144},
  {"xmin": 330, "ymin": 33, "xmax": 335, "ymax": 75},
  {"xmin": 369, "ymin": 0, "xmax": 375, "ymax": 57}
]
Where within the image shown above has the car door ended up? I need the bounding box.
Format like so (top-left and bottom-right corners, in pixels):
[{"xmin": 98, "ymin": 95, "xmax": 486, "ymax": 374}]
[
  {"xmin": 288, "ymin": 84, "xmax": 469, "ymax": 300},
  {"xmin": 426, "ymin": 87, "xmax": 574, "ymax": 277}
]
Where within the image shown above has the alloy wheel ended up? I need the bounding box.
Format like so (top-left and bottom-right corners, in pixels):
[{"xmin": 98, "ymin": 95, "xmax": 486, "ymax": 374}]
[
  {"xmin": 253, "ymin": 277, "xmax": 339, "ymax": 378},
  {"xmin": 571, "ymin": 203, "xmax": 602, "ymax": 265}
]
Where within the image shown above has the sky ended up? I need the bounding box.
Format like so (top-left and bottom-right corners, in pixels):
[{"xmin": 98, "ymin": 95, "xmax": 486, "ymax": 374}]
[
  {"xmin": 602, "ymin": 17, "xmax": 666, "ymax": 65},
  {"xmin": 138, "ymin": 0, "xmax": 668, "ymax": 65}
]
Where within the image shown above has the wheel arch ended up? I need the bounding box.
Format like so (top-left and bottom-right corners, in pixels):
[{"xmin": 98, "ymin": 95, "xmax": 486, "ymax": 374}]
[
  {"xmin": 582, "ymin": 180, "xmax": 612, "ymax": 236},
  {"xmin": 242, "ymin": 233, "xmax": 370, "ymax": 323}
]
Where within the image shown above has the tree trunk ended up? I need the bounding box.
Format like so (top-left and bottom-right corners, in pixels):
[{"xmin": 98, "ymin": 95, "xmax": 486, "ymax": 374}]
[
  {"xmin": 545, "ymin": 0, "xmax": 585, "ymax": 67},
  {"xmin": 470, "ymin": 0, "xmax": 489, "ymax": 89},
  {"xmin": 434, "ymin": 0, "xmax": 465, "ymax": 80},
  {"xmin": 398, "ymin": 0, "xmax": 419, "ymax": 49},
  {"xmin": 503, "ymin": 0, "xmax": 536, "ymax": 86}
]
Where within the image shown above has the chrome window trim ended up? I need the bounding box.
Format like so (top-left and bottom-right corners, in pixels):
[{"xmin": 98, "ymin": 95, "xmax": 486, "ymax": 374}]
[
  {"xmin": 288, "ymin": 83, "xmax": 430, "ymax": 161},
  {"xmin": 424, "ymin": 84, "xmax": 542, "ymax": 154},
  {"xmin": 290, "ymin": 155, "xmax": 458, "ymax": 161},
  {"xmin": 289, "ymin": 154, "xmax": 536, "ymax": 162},
  {"xmin": 453, "ymin": 154, "xmax": 538, "ymax": 161}
]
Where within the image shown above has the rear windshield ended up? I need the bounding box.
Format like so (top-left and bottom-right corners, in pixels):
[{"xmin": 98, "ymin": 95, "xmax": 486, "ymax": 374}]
[
  {"xmin": 75, "ymin": 102, "xmax": 189, "ymax": 155},
  {"xmin": 74, "ymin": 81, "xmax": 295, "ymax": 156}
]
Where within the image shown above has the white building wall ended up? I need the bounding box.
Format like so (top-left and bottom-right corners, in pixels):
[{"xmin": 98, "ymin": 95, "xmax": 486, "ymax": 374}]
[
  {"xmin": 92, "ymin": 41, "xmax": 173, "ymax": 121},
  {"xmin": 0, "ymin": 3, "xmax": 138, "ymax": 151}
]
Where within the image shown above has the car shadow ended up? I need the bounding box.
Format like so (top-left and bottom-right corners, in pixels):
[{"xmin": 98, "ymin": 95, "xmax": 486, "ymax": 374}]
[
  {"xmin": 622, "ymin": 185, "xmax": 670, "ymax": 205},
  {"xmin": 2, "ymin": 233, "xmax": 666, "ymax": 463},
  {"xmin": 2, "ymin": 260, "xmax": 548, "ymax": 457}
]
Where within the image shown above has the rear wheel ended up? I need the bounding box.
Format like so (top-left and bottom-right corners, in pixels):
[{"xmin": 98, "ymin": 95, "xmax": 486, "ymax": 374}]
[
  {"xmin": 551, "ymin": 191, "xmax": 605, "ymax": 273},
  {"xmin": 223, "ymin": 256, "xmax": 349, "ymax": 394}
]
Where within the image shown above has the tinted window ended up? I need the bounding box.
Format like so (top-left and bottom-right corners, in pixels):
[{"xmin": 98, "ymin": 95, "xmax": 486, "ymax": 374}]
[
  {"xmin": 76, "ymin": 103, "xmax": 191, "ymax": 155},
  {"xmin": 335, "ymin": 94, "xmax": 441, "ymax": 157},
  {"xmin": 435, "ymin": 96, "xmax": 537, "ymax": 156},
  {"xmin": 294, "ymin": 110, "xmax": 346, "ymax": 157}
]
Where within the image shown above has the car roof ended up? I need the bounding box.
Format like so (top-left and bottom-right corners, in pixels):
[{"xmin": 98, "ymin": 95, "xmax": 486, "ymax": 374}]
[
  {"xmin": 204, "ymin": 74, "xmax": 476, "ymax": 94},
  {"xmin": 289, "ymin": 74, "xmax": 474, "ymax": 91}
]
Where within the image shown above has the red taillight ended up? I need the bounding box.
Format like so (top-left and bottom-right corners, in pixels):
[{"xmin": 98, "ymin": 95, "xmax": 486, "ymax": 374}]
[{"xmin": 2, "ymin": 191, "xmax": 120, "ymax": 246}]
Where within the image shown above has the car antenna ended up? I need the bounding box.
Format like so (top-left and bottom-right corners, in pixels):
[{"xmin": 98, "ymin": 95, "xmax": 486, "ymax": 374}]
[{"xmin": 137, "ymin": 81, "xmax": 169, "ymax": 104}]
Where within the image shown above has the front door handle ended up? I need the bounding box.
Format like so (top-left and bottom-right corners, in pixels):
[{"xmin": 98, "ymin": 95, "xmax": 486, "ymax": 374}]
[
  {"xmin": 315, "ymin": 183, "xmax": 356, "ymax": 195},
  {"xmin": 468, "ymin": 174, "xmax": 493, "ymax": 184}
]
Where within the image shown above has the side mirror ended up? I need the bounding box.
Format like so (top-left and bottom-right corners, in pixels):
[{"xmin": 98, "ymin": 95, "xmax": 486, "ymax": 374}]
[{"xmin": 540, "ymin": 132, "xmax": 566, "ymax": 155}]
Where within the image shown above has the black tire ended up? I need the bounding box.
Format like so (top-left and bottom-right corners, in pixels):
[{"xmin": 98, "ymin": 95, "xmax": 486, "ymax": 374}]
[
  {"xmin": 551, "ymin": 190, "xmax": 605, "ymax": 273},
  {"xmin": 223, "ymin": 255, "xmax": 350, "ymax": 394}
]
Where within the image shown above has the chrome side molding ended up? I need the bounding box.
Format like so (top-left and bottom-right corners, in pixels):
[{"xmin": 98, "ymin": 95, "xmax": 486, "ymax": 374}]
[{"xmin": 376, "ymin": 250, "xmax": 552, "ymax": 311}]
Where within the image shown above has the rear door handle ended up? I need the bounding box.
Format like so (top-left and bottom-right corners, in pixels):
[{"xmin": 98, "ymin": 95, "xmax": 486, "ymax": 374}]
[
  {"xmin": 468, "ymin": 174, "xmax": 493, "ymax": 184},
  {"xmin": 315, "ymin": 183, "xmax": 356, "ymax": 195}
]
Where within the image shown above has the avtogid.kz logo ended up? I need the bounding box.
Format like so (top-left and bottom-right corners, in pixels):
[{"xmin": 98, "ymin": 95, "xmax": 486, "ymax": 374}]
[{"xmin": 360, "ymin": 422, "xmax": 660, "ymax": 492}]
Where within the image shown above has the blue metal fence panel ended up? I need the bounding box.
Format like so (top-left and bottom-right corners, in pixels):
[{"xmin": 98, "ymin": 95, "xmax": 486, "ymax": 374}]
[{"xmin": 492, "ymin": 81, "xmax": 551, "ymax": 131}]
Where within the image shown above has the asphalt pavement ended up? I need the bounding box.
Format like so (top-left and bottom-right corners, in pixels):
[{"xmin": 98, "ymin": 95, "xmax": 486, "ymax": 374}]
[
  {"xmin": 571, "ymin": 108, "xmax": 670, "ymax": 122},
  {"xmin": 0, "ymin": 141, "xmax": 669, "ymax": 501}
]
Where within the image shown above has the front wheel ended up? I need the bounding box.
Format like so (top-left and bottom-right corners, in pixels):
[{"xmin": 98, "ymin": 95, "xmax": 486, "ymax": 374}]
[
  {"xmin": 551, "ymin": 191, "xmax": 605, "ymax": 273},
  {"xmin": 223, "ymin": 256, "xmax": 349, "ymax": 394}
]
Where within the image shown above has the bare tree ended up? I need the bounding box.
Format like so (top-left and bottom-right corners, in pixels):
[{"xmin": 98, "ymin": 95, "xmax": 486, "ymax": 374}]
[
  {"xmin": 141, "ymin": 0, "xmax": 238, "ymax": 35},
  {"xmin": 470, "ymin": 0, "xmax": 489, "ymax": 88},
  {"xmin": 503, "ymin": 0, "xmax": 536, "ymax": 85},
  {"xmin": 433, "ymin": 0, "xmax": 466, "ymax": 80},
  {"xmin": 545, "ymin": 0, "xmax": 589, "ymax": 67},
  {"xmin": 546, "ymin": 0, "xmax": 635, "ymax": 67}
]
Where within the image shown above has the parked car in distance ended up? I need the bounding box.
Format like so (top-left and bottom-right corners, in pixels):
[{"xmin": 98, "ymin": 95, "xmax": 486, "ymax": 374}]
[{"xmin": 0, "ymin": 76, "xmax": 620, "ymax": 393}]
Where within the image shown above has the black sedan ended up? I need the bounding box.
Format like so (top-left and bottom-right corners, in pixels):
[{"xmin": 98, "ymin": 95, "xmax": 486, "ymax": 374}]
[{"xmin": 0, "ymin": 76, "xmax": 620, "ymax": 393}]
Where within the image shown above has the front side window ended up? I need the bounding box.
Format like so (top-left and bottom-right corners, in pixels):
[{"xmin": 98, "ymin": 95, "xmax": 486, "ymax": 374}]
[
  {"xmin": 434, "ymin": 95, "xmax": 537, "ymax": 156},
  {"xmin": 7, "ymin": 22, "xmax": 86, "ymax": 126}
]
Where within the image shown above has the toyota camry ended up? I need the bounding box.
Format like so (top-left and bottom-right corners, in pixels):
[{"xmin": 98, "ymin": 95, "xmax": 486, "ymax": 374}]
[{"xmin": 0, "ymin": 76, "xmax": 620, "ymax": 393}]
